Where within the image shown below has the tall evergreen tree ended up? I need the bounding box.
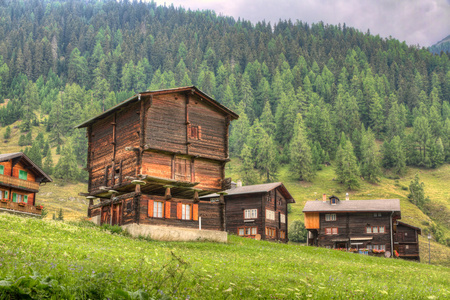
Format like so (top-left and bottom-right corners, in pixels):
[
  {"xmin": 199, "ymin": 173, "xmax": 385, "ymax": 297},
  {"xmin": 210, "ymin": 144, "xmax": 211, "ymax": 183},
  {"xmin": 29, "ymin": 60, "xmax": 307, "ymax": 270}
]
[
  {"xmin": 289, "ymin": 114, "xmax": 314, "ymax": 181},
  {"xmin": 360, "ymin": 128, "xmax": 381, "ymax": 182},
  {"xmin": 335, "ymin": 139, "xmax": 360, "ymax": 190}
]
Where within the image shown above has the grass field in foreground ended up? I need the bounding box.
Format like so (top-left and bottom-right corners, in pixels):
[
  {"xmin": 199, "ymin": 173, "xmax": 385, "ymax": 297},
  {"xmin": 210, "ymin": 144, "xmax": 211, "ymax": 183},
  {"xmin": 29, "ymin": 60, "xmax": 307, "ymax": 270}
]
[{"xmin": 0, "ymin": 214, "xmax": 448, "ymax": 299}]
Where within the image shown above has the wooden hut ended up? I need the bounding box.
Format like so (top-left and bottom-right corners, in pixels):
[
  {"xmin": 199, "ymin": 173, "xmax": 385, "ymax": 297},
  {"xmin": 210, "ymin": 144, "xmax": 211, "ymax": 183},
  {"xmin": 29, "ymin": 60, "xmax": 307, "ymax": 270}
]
[
  {"xmin": 395, "ymin": 221, "xmax": 421, "ymax": 261},
  {"xmin": 75, "ymin": 86, "xmax": 238, "ymax": 234},
  {"xmin": 0, "ymin": 152, "xmax": 52, "ymax": 217},
  {"xmin": 201, "ymin": 182, "xmax": 295, "ymax": 242}
]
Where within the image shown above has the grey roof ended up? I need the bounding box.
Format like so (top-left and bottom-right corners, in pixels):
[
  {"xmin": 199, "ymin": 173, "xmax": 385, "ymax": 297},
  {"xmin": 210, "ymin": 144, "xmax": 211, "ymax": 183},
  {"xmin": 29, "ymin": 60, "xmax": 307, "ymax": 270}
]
[
  {"xmin": 75, "ymin": 86, "xmax": 239, "ymax": 128},
  {"xmin": 201, "ymin": 182, "xmax": 295, "ymax": 203},
  {"xmin": 303, "ymin": 199, "xmax": 400, "ymax": 212},
  {"xmin": 0, "ymin": 152, "xmax": 52, "ymax": 182}
]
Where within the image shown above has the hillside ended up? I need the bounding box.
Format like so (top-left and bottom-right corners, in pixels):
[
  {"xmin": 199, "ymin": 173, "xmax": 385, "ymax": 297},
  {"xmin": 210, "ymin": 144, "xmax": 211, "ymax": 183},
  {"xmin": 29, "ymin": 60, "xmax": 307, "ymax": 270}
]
[
  {"xmin": 429, "ymin": 34, "xmax": 450, "ymax": 54},
  {"xmin": 0, "ymin": 214, "xmax": 448, "ymax": 299}
]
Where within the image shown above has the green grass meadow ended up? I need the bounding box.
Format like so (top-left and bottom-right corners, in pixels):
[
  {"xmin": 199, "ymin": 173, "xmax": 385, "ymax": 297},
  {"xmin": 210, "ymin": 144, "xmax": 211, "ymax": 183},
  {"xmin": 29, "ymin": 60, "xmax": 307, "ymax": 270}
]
[{"xmin": 0, "ymin": 214, "xmax": 449, "ymax": 299}]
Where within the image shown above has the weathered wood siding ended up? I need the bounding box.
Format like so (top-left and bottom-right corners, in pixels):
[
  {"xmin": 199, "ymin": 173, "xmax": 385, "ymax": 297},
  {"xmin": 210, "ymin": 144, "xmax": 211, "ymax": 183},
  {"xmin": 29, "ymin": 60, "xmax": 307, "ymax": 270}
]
[
  {"xmin": 89, "ymin": 102, "xmax": 140, "ymax": 192},
  {"xmin": 318, "ymin": 212, "xmax": 392, "ymax": 249},
  {"xmin": 138, "ymin": 194, "xmax": 221, "ymax": 230},
  {"xmin": 188, "ymin": 95, "xmax": 227, "ymax": 160},
  {"xmin": 225, "ymin": 194, "xmax": 264, "ymax": 238},
  {"xmin": 395, "ymin": 223, "xmax": 420, "ymax": 259},
  {"xmin": 145, "ymin": 93, "xmax": 228, "ymax": 161},
  {"xmin": 146, "ymin": 93, "xmax": 187, "ymax": 153},
  {"xmin": 264, "ymin": 188, "xmax": 289, "ymax": 242}
]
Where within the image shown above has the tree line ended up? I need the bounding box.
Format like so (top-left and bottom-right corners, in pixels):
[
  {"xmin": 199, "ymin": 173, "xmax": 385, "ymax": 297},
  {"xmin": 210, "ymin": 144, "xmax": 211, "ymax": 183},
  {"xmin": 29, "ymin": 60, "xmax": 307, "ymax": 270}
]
[{"xmin": 0, "ymin": 0, "xmax": 448, "ymax": 186}]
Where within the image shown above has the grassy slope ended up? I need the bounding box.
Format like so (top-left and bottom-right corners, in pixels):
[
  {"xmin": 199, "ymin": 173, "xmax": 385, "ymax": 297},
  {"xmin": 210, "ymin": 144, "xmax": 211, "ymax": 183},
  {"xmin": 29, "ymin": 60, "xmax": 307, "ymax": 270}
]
[
  {"xmin": 0, "ymin": 214, "xmax": 448, "ymax": 299},
  {"xmin": 226, "ymin": 158, "xmax": 450, "ymax": 266}
]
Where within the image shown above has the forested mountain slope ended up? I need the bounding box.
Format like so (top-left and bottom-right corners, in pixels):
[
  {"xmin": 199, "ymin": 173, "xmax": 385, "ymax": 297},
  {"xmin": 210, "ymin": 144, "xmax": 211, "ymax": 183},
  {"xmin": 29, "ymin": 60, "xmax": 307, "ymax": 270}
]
[
  {"xmin": 0, "ymin": 0, "xmax": 448, "ymax": 250},
  {"xmin": 429, "ymin": 35, "xmax": 450, "ymax": 55}
]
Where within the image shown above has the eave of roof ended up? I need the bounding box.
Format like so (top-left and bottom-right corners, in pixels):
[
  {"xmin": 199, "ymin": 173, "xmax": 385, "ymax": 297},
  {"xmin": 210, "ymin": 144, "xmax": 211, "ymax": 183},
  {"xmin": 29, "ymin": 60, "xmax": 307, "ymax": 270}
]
[
  {"xmin": 75, "ymin": 86, "xmax": 239, "ymax": 128},
  {"xmin": 302, "ymin": 199, "xmax": 401, "ymax": 213},
  {"xmin": 200, "ymin": 182, "xmax": 295, "ymax": 203},
  {"xmin": 0, "ymin": 152, "xmax": 52, "ymax": 182},
  {"xmin": 397, "ymin": 221, "xmax": 422, "ymax": 234}
]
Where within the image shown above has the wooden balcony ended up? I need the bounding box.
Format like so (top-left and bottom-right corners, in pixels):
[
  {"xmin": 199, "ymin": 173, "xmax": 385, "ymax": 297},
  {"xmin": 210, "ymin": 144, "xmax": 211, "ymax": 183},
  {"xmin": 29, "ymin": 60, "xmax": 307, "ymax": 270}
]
[
  {"xmin": 0, "ymin": 174, "xmax": 40, "ymax": 191},
  {"xmin": 0, "ymin": 201, "xmax": 42, "ymax": 216}
]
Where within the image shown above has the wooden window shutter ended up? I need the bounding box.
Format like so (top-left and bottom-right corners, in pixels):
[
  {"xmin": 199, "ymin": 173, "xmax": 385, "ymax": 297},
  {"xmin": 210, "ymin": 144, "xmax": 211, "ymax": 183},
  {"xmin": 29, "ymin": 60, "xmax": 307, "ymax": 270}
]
[
  {"xmin": 193, "ymin": 204, "xmax": 198, "ymax": 221},
  {"xmin": 198, "ymin": 126, "xmax": 202, "ymax": 139},
  {"xmin": 177, "ymin": 203, "xmax": 182, "ymax": 219},
  {"xmin": 12, "ymin": 193, "xmax": 17, "ymax": 202},
  {"xmin": 165, "ymin": 201, "xmax": 171, "ymax": 219},
  {"xmin": 148, "ymin": 200, "xmax": 154, "ymax": 217}
]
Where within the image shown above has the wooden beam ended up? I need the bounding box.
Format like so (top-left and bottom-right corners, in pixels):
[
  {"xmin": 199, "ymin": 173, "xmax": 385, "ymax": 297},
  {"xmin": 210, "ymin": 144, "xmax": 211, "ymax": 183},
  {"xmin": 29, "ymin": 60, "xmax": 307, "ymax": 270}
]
[
  {"xmin": 185, "ymin": 93, "xmax": 190, "ymax": 155},
  {"xmin": 164, "ymin": 185, "xmax": 173, "ymax": 200}
]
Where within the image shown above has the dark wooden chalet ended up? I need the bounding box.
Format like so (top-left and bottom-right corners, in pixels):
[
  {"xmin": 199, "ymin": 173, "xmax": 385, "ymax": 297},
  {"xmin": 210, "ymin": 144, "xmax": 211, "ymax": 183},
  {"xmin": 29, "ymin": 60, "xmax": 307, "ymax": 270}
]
[
  {"xmin": 304, "ymin": 195, "xmax": 401, "ymax": 256},
  {"xmin": 395, "ymin": 221, "xmax": 421, "ymax": 261},
  {"xmin": 303, "ymin": 195, "xmax": 421, "ymax": 260},
  {"xmin": 0, "ymin": 152, "xmax": 52, "ymax": 217},
  {"xmin": 201, "ymin": 182, "xmax": 295, "ymax": 242},
  {"xmin": 76, "ymin": 86, "xmax": 238, "ymax": 231}
]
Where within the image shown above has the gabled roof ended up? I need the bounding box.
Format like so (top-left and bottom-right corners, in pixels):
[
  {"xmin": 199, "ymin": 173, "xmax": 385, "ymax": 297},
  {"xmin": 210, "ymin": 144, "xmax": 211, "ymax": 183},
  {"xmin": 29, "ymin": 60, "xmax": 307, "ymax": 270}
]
[
  {"xmin": 397, "ymin": 221, "xmax": 422, "ymax": 235},
  {"xmin": 75, "ymin": 86, "xmax": 239, "ymax": 128},
  {"xmin": 303, "ymin": 199, "xmax": 400, "ymax": 213},
  {"xmin": 0, "ymin": 152, "xmax": 52, "ymax": 183},
  {"xmin": 201, "ymin": 182, "xmax": 295, "ymax": 203}
]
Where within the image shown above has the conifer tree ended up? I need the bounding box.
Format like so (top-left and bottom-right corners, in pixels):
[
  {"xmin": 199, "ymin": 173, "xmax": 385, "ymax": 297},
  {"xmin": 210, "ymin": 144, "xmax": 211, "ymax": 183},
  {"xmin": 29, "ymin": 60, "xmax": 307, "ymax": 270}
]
[
  {"xmin": 3, "ymin": 126, "xmax": 11, "ymax": 139},
  {"xmin": 43, "ymin": 148, "xmax": 53, "ymax": 175},
  {"xmin": 289, "ymin": 114, "xmax": 314, "ymax": 181},
  {"xmin": 260, "ymin": 101, "xmax": 275, "ymax": 136},
  {"xmin": 54, "ymin": 143, "xmax": 78, "ymax": 182},
  {"xmin": 240, "ymin": 144, "xmax": 258, "ymax": 185},
  {"xmin": 360, "ymin": 127, "xmax": 381, "ymax": 182},
  {"xmin": 229, "ymin": 101, "xmax": 250, "ymax": 156},
  {"xmin": 407, "ymin": 174, "xmax": 429, "ymax": 210},
  {"xmin": 335, "ymin": 140, "xmax": 360, "ymax": 190},
  {"xmin": 382, "ymin": 136, "xmax": 406, "ymax": 176},
  {"xmin": 28, "ymin": 140, "xmax": 42, "ymax": 168}
]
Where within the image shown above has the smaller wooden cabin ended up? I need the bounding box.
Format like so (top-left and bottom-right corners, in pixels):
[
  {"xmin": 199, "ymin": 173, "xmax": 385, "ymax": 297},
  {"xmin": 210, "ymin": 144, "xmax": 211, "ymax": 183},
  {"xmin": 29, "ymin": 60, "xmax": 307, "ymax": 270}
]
[
  {"xmin": 0, "ymin": 152, "xmax": 52, "ymax": 217},
  {"xmin": 395, "ymin": 221, "xmax": 421, "ymax": 261},
  {"xmin": 201, "ymin": 182, "xmax": 295, "ymax": 242},
  {"xmin": 303, "ymin": 195, "xmax": 401, "ymax": 256}
]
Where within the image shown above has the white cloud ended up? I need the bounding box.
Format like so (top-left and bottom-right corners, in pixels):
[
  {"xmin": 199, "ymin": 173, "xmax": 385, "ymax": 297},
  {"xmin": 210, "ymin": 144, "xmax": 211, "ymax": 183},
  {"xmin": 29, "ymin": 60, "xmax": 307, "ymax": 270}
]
[{"xmin": 153, "ymin": 0, "xmax": 450, "ymax": 47}]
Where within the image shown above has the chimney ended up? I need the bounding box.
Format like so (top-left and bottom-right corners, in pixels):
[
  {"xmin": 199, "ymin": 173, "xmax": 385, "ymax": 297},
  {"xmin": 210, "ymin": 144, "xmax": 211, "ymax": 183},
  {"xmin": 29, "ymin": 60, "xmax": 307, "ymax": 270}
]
[
  {"xmin": 237, "ymin": 180, "xmax": 242, "ymax": 187},
  {"xmin": 322, "ymin": 194, "xmax": 326, "ymax": 202},
  {"xmin": 346, "ymin": 193, "xmax": 349, "ymax": 201}
]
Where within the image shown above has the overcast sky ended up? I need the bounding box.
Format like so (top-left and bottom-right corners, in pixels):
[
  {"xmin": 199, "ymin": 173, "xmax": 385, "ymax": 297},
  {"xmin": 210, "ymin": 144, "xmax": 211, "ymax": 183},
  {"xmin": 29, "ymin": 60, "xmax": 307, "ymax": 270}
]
[{"xmin": 152, "ymin": 0, "xmax": 450, "ymax": 47}]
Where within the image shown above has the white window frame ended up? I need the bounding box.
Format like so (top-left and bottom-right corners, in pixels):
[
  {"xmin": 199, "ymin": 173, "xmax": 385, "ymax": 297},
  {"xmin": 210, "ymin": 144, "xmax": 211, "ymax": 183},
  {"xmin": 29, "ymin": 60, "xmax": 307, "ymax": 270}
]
[
  {"xmin": 325, "ymin": 214, "xmax": 336, "ymax": 221},
  {"xmin": 266, "ymin": 209, "xmax": 275, "ymax": 220},
  {"xmin": 332, "ymin": 227, "xmax": 338, "ymax": 235},
  {"xmin": 181, "ymin": 204, "xmax": 191, "ymax": 220},
  {"xmin": 325, "ymin": 228, "xmax": 332, "ymax": 235},
  {"xmin": 153, "ymin": 201, "xmax": 163, "ymax": 218},
  {"xmin": 373, "ymin": 226, "xmax": 379, "ymax": 233},
  {"xmin": 280, "ymin": 213, "xmax": 286, "ymax": 224},
  {"xmin": 379, "ymin": 226, "xmax": 385, "ymax": 233},
  {"xmin": 244, "ymin": 209, "xmax": 258, "ymax": 219},
  {"xmin": 366, "ymin": 226, "xmax": 372, "ymax": 233},
  {"xmin": 238, "ymin": 228, "xmax": 244, "ymax": 236}
]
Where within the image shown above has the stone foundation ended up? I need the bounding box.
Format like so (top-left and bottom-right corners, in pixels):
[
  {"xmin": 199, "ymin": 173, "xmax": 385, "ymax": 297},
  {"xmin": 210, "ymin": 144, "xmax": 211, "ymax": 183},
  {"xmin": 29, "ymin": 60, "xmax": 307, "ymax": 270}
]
[{"xmin": 122, "ymin": 223, "xmax": 227, "ymax": 243}]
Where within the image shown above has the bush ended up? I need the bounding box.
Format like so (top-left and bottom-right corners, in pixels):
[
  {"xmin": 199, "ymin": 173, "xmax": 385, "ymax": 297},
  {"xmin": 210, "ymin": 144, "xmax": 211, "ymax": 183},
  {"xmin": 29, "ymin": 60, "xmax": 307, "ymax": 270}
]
[{"xmin": 288, "ymin": 220, "xmax": 307, "ymax": 243}]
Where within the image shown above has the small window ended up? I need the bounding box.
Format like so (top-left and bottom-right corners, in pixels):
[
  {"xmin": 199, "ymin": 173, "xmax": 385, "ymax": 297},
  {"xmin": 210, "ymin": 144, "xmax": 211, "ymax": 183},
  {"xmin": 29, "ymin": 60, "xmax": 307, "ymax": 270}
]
[
  {"xmin": 266, "ymin": 227, "xmax": 276, "ymax": 238},
  {"xmin": 189, "ymin": 125, "xmax": 202, "ymax": 140},
  {"xmin": 280, "ymin": 213, "xmax": 286, "ymax": 223},
  {"xmin": 405, "ymin": 232, "xmax": 408, "ymax": 236},
  {"xmin": 325, "ymin": 214, "xmax": 336, "ymax": 221},
  {"xmin": 332, "ymin": 227, "xmax": 338, "ymax": 235},
  {"xmin": 379, "ymin": 226, "xmax": 385, "ymax": 233},
  {"xmin": 380, "ymin": 245, "xmax": 386, "ymax": 251},
  {"xmin": 366, "ymin": 226, "xmax": 372, "ymax": 234},
  {"xmin": 181, "ymin": 204, "xmax": 191, "ymax": 220},
  {"xmin": 373, "ymin": 226, "xmax": 379, "ymax": 233},
  {"xmin": 367, "ymin": 245, "xmax": 372, "ymax": 251},
  {"xmin": 0, "ymin": 165, "xmax": 4, "ymax": 175},
  {"xmin": 251, "ymin": 227, "xmax": 257, "ymax": 235},
  {"xmin": 153, "ymin": 201, "xmax": 163, "ymax": 218},
  {"xmin": 266, "ymin": 209, "xmax": 275, "ymax": 220},
  {"xmin": 280, "ymin": 231, "xmax": 286, "ymax": 239},
  {"xmin": 19, "ymin": 170, "xmax": 28, "ymax": 180},
  {"xmin": 373, "ymin": 212, "xmax": 382, "ymax": 217},
  {"xmin": 0, "ymin": 190, "xmax": 2, "ymax": 199},
  {"xmin": 331, "ymin": 198, "xmax": 336, "ymax": 205},
  {"xmin": 238, "ymin": 228, "xmax": 244, "ymax": 236},
  {"xmin": 405, "ymin": 245, "xmax": 409, "ymax": 250},
  {"xmin": 325, "ymin": 228, "xmax": 332, "ymax": 235},
  {"xmin": 244, "ymin": 209, "xmax": 258, "ymax": 219}
]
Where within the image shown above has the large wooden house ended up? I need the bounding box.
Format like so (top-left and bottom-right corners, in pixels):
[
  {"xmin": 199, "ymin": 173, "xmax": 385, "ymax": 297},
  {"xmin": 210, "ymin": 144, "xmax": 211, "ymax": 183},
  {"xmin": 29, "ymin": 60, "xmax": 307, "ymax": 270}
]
[
  {"xmin": 201, "ymin": 182, "xmax": 295, "ymax": 242},
  {"xmin": 303, "ymin": 195, "xmax": 421, "ymax": 260},
  {"xmin": 0, "ymin": 152, "xmax": 52, "ymax": 217},
  {"xmin": 76, "ymin": 86, "xmax": 238, "ymax": 233}
]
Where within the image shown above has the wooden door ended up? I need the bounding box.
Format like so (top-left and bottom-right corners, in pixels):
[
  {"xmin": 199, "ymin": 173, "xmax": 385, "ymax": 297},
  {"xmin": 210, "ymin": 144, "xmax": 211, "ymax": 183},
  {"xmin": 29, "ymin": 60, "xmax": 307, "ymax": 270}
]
[
  {"xmin": 112, "ymin": 204, "xmax": 122, "ymax": 225},
  {"xmin": 101, "ymin": 206, "xmax": 110, "ymax": 225},
  {"xmin": 174, "ymin": 158, "xmax": 191, "ymax": 181}
]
